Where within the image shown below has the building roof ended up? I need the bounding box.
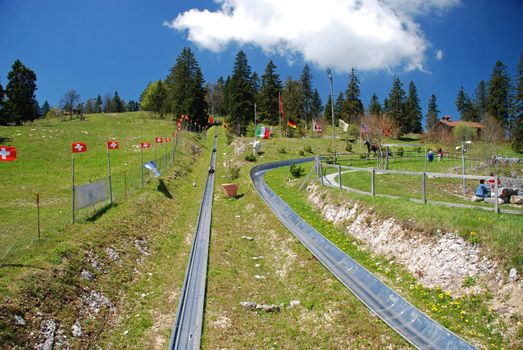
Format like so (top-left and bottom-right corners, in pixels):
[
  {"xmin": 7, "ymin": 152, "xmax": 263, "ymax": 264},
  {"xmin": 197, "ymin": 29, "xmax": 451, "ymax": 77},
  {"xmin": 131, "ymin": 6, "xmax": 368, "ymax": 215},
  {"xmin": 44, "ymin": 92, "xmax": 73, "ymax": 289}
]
[{"xmin": 439, "ymin": 116, "xmax": 484, "ymax": 129}]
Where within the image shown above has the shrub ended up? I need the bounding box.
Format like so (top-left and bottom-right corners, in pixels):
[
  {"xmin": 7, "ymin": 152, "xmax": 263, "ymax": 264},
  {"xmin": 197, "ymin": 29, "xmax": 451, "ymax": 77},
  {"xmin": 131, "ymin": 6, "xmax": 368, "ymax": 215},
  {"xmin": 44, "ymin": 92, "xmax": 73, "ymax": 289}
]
[
  {"xmin": 299, "ymin": 150, "xmax": 305, "ymax": 156},
  {"xmin": 225, "ymin": 131, "xmax": 235, "ymax": 145},
  {"xmin": 396, "ymin": 147, "xmax": 404, "ymax": 157},
  {"xmin": 327, "ymin": 146, "xmax": 335, "ymax": 153},
  {"xmin": 345, "ymin": 143, "xmax": 352, "ymax": 152},
  {"xmin": 452, "ymin": 123, "xmax": 475, "ymax": 141},
  {"xmin": 225, "ymin": 161, "xmax": 240, "ymax": 181},
  {"xmin": 289, "ymin": 163, "xmax": 304, "ymax": 178},
  {"xmin": 244, "ymin": 154, "xmax": 257, "ymax": 162},
  {"xmin": 359, "ymin": 154, "xmax": 366, "ymax": 159},
  {"xmin": 304, "ymin": 145, "xmax": 313, "ymax": 154},
  {"xmin": 277, "ymin": 147, "xmax": 287, "ymax": 154}
]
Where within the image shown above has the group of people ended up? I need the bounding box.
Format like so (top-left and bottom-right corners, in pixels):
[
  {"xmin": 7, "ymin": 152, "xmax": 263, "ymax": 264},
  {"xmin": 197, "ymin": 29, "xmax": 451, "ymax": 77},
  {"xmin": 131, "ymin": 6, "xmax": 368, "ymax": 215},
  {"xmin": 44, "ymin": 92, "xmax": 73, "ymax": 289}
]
[{"xmin": 427, "ymin": 148, "xmax": 444, "ymax": 162}]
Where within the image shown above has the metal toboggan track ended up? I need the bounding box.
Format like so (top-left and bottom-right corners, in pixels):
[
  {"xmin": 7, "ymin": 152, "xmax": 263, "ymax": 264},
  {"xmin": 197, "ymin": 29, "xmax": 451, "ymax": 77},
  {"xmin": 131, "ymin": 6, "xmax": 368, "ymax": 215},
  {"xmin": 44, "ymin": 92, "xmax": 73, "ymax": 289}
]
[
  {"xmin": 250, "ymin": 158, "xmax": 476, "ymax": 350},
  {"xmin": 168, "ymin": 127, "xmax": 217, "ymax": 350}
]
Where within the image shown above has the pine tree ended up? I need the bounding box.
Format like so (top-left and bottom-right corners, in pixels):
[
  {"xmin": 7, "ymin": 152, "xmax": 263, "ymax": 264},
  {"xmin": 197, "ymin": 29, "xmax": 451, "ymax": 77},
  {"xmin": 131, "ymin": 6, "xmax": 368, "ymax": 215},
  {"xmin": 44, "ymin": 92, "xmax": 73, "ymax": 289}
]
[
  {"xmin": 0, "ymin": 80, "xmax": 4, "ymax": 124},
  {"xmin": 4, "ymin": 59, "xmax": 39, "ymax": 125},
  {"xmin": 258, "ymin": 60, "xmax": 282, "ymax": 124},
  {"xmin": 335, "ymin": 92, "xmax": 344, "ymax": 124},
  {"xmin": 474, "ymin": 80, "xmax": 487, "ymax": 121},
  {"xmin": 165, "ymin": 47, "xmax": 208, "ymax": 125},
  {"xmin": 343, "ymin": 68, "xmax": 364, "ymax": 124},
  {"xmin": 40, "ymin": 100, "xmax": 51, "ymax": 118},
  {"xmin": 455, "ymin": 86, "xmax": 476, "ymax": 121},
  {"xmin": 227, "ymin": 50, "xmax": 256, "ymax": 134},
  {"xmin": 282, "ymin": 77, "xmax": 304, "ymax": 122},
  {"xmin": 368, "ymin": 93, "xmax": 381, "ymax": 117},
  {"xmin": 300, "ymin": 64, "xmax": 313, "ymax": 124},
  {"xmin": 323, "ymin": 93, "xmax": 333, "ymax": 121},
  {"xmin": 426, "ymin": 94, "xmax": 440, "ymax": 131},
  {"xmin": 486, "ymin": 60, "xmax": 512, "ymax": 127},
  {"xmin": 405, "ymin": 81, "xmax": 422, "ymax": 133},
  {"xmin": 513, "ymin": 53, "xmax": 523, "ymax": 152},
  {"xmin": 95, "ymin": 95, "xmax": 103, "ymax": 113},
  {"xmin": 385, "ymin": 77, "xmax": 406, "ymax": 135},
  {"xmin": 310, "ymin": 89, "xmax": 323, "ymax": 120},
  {"xmin": 112, "ymin": 91, "xmax": 126, "ymax": 112}
]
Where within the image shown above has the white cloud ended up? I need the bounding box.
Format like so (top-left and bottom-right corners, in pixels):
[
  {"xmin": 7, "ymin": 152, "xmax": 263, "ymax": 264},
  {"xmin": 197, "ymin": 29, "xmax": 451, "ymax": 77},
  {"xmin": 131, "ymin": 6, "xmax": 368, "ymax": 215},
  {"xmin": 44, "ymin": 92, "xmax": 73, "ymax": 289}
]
[
  {"xmin": 436, "ymin": 49, "xmax": 444, "ymax": 60},
  {"xmin": 164, "ymin": 0, "xmax": 459, "ymax": 73}
]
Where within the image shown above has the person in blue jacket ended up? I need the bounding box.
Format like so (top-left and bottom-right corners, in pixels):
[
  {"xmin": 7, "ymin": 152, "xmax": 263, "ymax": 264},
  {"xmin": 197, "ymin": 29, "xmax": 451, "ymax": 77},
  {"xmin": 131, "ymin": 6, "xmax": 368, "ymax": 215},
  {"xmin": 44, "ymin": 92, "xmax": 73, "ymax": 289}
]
[{"xmin": 475, "ymin": 179, "xmax": 490, "ymax": 199}]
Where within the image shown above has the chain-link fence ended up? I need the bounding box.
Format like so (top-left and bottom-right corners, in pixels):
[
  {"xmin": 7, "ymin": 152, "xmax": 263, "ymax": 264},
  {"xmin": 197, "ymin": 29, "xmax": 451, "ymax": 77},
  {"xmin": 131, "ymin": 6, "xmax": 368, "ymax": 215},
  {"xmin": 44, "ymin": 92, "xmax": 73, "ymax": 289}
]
[{"xmin": 0, "ymin": 135, "xmax": 183, "ymax": 265}]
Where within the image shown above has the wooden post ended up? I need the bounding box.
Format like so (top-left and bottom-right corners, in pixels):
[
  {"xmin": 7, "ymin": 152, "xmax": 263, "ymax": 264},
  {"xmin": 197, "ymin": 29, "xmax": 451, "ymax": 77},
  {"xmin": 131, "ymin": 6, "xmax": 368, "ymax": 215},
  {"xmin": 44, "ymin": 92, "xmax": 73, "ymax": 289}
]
[
  {"xmin": 124, "ymin": 171, "xmax": 128, "ymax": 199},
  {"xmin": 320, "ymin": 162, "xmax": 324, "ymax": 185},
  {"xmin": 349, "ymin": 153, "xmax": 352, "ymax": 166},
  {"xmin": 371, "ymin": 168, "xmax": 375, "ymax": 196},
  {"xmin": 422, "ymin": 172, "xmax": 427, "ymax": 204},
  {"xmin": 385, "ymin": 148, "xmax": 389, "ymax": 170},
  {"xmin": 338, "ymin": 165, "xmax": 342, "ymax": 190},
  {"xmin": 494, "ymin": 175, "xmax": 499, "ymax": 214},
  {"xmin": 36, "ymin": 193, "xmax": 41, "ymax": 239}
]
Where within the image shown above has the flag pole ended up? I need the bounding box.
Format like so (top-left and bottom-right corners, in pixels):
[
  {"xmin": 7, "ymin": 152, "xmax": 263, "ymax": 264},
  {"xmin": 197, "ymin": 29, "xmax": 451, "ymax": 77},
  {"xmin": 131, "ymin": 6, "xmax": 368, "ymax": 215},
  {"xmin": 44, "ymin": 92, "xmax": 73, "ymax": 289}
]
[
  {"xmin": 141, "ymin": 147, "xmax": 144, "ymax": 188},
  {"xmin": 107, "ymin": 146, "xmax": 113, "ymax": 206},
  {"xmin": 163, "ymin": 136, "xmax": 167, "ymax": 170},
  {"xmin": 72, "ymin": 155, "xmax": 75, "ymax": 224},
  {"xmin": 171, "ymin": 134, "xmax": 175, "ymax": 163},
  {"xmin": 253, "ymin": 103, "xmax": 257, "ymax": 155},
  {"xmin": 154, "ymin": 142, "xmax": 157, "ymax": 165},
  {"xmin": 278, "ymin": 91, "xmax": 281, "ymax": 136}
]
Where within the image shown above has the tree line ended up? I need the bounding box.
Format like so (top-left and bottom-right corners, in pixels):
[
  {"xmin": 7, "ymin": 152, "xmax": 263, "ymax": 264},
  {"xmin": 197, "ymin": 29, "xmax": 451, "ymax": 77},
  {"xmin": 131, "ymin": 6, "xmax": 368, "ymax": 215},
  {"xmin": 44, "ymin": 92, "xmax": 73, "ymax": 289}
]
[
  {"xmin": 0, "ymin": 59, "xmax": 139, "ymax": 125},
  {"xmin": 2, "ymin": 51, "xmax": 522, "ymax": 152}
]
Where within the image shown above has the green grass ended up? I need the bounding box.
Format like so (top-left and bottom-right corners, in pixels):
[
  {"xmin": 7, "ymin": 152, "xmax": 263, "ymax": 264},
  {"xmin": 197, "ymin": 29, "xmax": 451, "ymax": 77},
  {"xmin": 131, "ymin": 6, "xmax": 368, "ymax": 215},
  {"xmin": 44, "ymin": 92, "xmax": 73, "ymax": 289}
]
[
  {"xmin": 0, "ymin": 112, "xmax": 179, "ymax": 267},
  {"xmin": 264, "ymin": 165, "xmax": 514, "ymax": 348}
]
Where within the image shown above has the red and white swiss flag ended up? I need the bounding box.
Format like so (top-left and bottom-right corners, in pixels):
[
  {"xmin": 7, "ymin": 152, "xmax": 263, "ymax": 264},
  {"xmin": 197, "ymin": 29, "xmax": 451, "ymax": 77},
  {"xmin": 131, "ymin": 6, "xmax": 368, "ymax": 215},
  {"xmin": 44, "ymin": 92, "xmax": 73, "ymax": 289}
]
[
  {"xmin": 155, "ymin": 137, "xmax": 163, "ymax": 143},
  {"xmin": 107, "ymin": 140, "xmax": 119, "ymax": 150},
  {"xmin": 72, "ymin": 142, "xmax": 87, "ymax": 153},
  {"xmin": 165, "ymin": 137, "xmax": 171, "ymax": 143},
  {"xmin": 0, "ymin": 145, "xmax": 16, "ymax": 161},
  {"xmin": 141, "ymin": 142, "xmax": 150, "ymax": 149}
]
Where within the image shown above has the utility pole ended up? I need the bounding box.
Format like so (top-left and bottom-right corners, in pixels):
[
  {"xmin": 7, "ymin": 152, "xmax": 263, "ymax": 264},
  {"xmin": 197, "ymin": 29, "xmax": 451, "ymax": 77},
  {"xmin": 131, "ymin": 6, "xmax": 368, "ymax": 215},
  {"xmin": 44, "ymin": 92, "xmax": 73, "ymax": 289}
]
[{"xmin": 327, "ymin": 69, "xmax": 335, "ymax": 140}]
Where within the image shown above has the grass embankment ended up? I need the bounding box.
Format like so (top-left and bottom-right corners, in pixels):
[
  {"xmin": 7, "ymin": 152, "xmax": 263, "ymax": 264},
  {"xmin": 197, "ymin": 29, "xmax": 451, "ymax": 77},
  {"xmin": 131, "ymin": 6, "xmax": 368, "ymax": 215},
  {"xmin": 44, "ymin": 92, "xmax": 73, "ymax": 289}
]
[
  {"xmin": 199, "ymin": 129, "xmax": 408, "ymax": 349},
  {"xmin": 265, "ymin": 165, "xmax": 519, "ymax": 348},
  {"xmin": 0, "ymin": 112, "xmax": 209, "ymax": 348},
  {"xmin": 0, "ymin": 112, "xmax": 179, "ymax": 271}
]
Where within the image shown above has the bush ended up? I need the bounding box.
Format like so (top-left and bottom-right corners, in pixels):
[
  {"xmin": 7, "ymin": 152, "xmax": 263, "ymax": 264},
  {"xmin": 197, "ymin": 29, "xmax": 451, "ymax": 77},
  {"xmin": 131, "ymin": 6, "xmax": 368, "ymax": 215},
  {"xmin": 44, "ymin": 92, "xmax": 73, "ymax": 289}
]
[
  {"xmin": 396, "ymin": 147, "xmax": 404, "ymax": 157},
  {"xmin": 289, "ymin": 163, "xmax": 304, "ymax": 178},
  {"xmin": 327, "ymin": 146, "xmax": 335, "ymax": 153},
  {"xmin": 277, "ymin": 147, "xmax": 287, "ymax": 154},
  {"xmin": 304, "ymin": 145, "xmax": 313, "ymax": 154},
  {"xmin": 345, "ymin": 143, "xmax": 352, "ymax": 152},
  {"xmin": 359, "ymin": 154, "xmax": 366, "ymax": 159},
  {"xmin": 244, "ymin": 154, "xmax": 257, "ymax": 162},
  {"xmin": 225, "ymin": 161, "xmax": 240, "ymax": 181},
  {"xmin": 225, "ymin": 131, "xmax": 235, "ymax": 145},
  {"xmin": 299, "ymin": 150, "xmax": 305, "ymax": 156},
  {"xmin": 453, "ymin": 123, "xmax": 475, "ymax": 141}
]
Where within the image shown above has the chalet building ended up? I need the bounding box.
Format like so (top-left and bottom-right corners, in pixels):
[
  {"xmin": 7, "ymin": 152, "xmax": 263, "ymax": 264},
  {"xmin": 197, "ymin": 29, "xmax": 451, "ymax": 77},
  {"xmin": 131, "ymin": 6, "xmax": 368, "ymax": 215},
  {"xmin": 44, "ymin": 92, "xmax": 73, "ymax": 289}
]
[{"xmin": 434, "ymin": 116, "xmax": 484, "ymax": 138}]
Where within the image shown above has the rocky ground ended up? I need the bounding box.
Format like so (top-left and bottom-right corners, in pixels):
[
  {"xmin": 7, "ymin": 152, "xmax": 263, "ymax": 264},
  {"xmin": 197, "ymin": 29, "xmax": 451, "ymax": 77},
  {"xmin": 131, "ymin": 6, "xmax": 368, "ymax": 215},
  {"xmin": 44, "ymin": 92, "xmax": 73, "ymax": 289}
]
[{"xmin": 306, "ymin": 182, "xmax": 523, "ymax": 341}]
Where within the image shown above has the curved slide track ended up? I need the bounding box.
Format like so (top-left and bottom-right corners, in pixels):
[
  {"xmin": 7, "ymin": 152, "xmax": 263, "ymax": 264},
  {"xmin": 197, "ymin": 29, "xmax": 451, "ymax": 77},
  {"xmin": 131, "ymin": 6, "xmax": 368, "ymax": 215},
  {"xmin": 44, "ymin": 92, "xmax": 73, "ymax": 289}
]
[
  {"xmin": 251, "ymin": 158, "xmax": 476, "ymax": 350},
  {"xmin": 168, "ymin": 128, "xmax": 218, "ymax": 350}
]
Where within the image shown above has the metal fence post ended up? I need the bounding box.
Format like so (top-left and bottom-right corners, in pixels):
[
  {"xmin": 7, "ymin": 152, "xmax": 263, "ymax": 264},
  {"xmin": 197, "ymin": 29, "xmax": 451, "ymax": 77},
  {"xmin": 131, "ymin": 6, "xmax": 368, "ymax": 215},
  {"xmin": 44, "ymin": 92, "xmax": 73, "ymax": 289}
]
[
  {"xmin": 338, "ymin": 165, "xmax": 342, "ymax": 190},
  {"xmin": 461, "ymin": 142, "xmax": 467, "ymax": 195},
  {"xmin": 385, "ymin": 148, "xmax": 389, "ymax": 170},
  {"xmin": 422, "ymin": 172, "xmax": 427, "ymax": 204},
  {"xmin": 494, "ymin": 175, "xmax": 499, "ymax": 214},
  {"xmin": 72, "ymin": 157, "xmax": 75, "ymax": 224},
  {"xmin": 320, "ymin": 162, "xmax": 324, "ymax": 185},
  {"xmin": 371, "ymin": 168, "xmax": 375, "ymax": 196}
]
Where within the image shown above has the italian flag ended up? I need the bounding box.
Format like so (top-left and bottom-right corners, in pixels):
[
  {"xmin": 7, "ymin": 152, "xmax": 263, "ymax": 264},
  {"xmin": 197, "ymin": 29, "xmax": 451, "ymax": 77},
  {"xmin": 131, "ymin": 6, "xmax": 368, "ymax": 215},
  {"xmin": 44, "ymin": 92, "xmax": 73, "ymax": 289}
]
[{"xmin": 256, "ymin": 125, "xmax": 271, "ymax": 139}]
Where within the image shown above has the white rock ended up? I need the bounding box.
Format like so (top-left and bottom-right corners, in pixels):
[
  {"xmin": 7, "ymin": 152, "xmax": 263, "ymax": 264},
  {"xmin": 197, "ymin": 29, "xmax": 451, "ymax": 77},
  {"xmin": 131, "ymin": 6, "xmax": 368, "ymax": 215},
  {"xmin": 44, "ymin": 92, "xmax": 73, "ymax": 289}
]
[
  {"xmin": 288, "ymin": 300, "xmax": 301, "ymax": 308},
  {"xmin": 241, "ymin": 236, "xmax": 254, "ymax": 241},
  {"xmin": 14, "ymin": 315, "xmax": 26, "ymax": 326},
  {"xmin": 240, "ymin": 301, "xmax": 257, "ymax": 310},
  {"xmin": 508, "ymin": 268, "xmax": 519, "ymax": 282},
  {"xmin": 71, "ymin": 321, "xmax": 82, "ymax": 338}
]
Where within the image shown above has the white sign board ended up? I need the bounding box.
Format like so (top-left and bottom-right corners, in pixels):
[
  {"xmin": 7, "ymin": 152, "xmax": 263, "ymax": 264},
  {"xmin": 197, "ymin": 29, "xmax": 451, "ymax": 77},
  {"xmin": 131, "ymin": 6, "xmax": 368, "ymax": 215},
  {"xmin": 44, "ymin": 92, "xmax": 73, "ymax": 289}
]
[{"xmin": 75, "ymin": 180, "xmax": 108, "ymax": 210}]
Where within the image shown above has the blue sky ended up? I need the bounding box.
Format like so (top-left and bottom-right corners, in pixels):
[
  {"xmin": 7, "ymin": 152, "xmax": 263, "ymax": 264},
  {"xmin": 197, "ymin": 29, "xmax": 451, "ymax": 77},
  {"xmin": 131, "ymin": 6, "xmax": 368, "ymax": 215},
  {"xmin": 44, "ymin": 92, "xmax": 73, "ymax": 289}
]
[{"xmin": 1, "ymin": 0, "xmax": 522, "ymax": 126}]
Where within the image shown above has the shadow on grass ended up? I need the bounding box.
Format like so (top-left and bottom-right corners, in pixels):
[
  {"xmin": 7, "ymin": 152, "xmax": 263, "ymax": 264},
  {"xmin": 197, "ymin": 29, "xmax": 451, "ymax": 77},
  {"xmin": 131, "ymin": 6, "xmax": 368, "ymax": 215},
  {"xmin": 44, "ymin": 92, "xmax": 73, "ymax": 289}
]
[
  {"xmin": 86, "ymin": 203, "xmax": 117, "ymax": 222},
  {"xmin": 398, "ymin": 136, "xmax": 419, "ymax": 142},
  {"xmin": 157, "ymin": 179, "xmax": 173, "ymax": 199},
  {"xmin": 0, "ymin": 137, "xmax": 12, "ymax": 144},
  {"xmin": 0, "ymin": 263, "xmax": 49, "ymax": 270}
]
